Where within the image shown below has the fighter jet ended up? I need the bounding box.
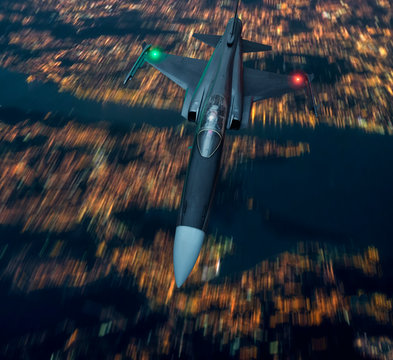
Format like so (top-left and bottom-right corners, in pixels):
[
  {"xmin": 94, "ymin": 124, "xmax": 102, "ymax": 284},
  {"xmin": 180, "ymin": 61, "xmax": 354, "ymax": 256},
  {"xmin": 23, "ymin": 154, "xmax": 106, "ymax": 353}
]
[{"xmin": 124, "ymin": 0, "xmax": 317, "ymax": 287}]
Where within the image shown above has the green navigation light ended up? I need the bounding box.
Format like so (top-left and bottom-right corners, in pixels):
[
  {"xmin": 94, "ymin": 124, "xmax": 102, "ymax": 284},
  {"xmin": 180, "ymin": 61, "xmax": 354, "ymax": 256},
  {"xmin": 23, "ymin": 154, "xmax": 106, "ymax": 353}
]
[{"xmin": 148, "ymin": 48, "xmax": 162, "ymax": 61}]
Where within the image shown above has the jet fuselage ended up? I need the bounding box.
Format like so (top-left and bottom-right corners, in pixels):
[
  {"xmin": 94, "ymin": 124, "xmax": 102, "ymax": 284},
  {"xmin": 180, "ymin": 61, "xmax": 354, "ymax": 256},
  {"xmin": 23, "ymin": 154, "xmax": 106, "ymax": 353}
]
[
  {"xmin": 173, "ymin": 18, "xmax": 243, "ymax": 287},
  {"xmin": 124, "ymin": 4, "xmax": 316, "ymax": 287}
]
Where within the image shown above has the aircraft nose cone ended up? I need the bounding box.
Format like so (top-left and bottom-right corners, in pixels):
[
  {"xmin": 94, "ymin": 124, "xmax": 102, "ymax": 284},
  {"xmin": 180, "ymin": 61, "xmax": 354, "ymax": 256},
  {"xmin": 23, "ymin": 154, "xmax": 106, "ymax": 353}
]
[{"xmin": 173, "ymin": 226, "xmax": 205, "ymax": 287}]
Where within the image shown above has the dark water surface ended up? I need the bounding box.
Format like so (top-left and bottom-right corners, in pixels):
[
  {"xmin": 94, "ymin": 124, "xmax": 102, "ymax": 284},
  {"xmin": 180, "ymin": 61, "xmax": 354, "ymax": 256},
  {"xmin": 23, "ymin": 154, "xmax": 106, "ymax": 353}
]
[
  {"xmin": 0, "ymin": 67, "xmax": 182, "ymax": 128},
  {"xmin": 217, "ymin": 124, "xmax": 393, "ymax": 278}
]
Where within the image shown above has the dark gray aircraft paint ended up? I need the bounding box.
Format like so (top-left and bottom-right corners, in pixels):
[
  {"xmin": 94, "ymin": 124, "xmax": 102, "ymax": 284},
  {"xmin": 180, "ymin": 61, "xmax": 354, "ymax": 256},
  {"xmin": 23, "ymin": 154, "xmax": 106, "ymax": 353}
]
[{"xmin": 125, "ymin": 1, "xmax": 312, "ymax": 287}]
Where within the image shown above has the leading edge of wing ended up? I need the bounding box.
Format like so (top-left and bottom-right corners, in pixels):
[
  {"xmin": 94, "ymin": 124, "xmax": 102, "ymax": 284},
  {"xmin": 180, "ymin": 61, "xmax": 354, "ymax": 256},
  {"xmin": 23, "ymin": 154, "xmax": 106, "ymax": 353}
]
[{"xmin": 146, "ymin": 53, "xmax": 207, "ymax": 91}]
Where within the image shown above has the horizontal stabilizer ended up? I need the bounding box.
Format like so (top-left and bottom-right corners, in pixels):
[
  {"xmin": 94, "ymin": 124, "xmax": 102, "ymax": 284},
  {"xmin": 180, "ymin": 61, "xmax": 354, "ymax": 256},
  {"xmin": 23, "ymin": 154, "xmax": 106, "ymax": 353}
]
[
  {"xmin": 242, "ymin": 39, "xmax": 272, "ymax": 52},
  {"xmin": 193, "ymin": 33, "xmax": 221, "ymax": 47}
]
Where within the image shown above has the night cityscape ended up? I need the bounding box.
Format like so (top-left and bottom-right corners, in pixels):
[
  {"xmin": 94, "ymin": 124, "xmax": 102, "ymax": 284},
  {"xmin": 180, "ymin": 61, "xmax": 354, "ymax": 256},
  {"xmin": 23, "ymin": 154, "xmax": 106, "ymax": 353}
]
[{"xmin": 0, "ymin": 0, "xmax": 392, "ymax": 359}]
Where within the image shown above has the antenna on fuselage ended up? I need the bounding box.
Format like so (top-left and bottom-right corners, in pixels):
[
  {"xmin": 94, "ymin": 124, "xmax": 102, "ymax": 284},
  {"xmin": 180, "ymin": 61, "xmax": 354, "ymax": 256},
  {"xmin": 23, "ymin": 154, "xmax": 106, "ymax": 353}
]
[
  {"xmin": 230, "ymin": 0, "xmax": 240, "ymax": 35},
  {"xmin": 234, "ymin": 0, "xmax": 239, "ymax": 19}
]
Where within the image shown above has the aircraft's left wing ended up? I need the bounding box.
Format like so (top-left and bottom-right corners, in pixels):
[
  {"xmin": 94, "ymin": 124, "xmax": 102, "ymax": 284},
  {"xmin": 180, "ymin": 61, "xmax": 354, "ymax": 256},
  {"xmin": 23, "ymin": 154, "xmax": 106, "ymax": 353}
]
[
  {"xmin": 242, "ymin": 67, "xmax": 313, "ymax": 128},
  {"xmin": 145, "ymin": 53, "xmax": 207, "ymax": 91},
  {"xmin": 244, "ymin": 67, "xmax": 306, "ymax": 102}
]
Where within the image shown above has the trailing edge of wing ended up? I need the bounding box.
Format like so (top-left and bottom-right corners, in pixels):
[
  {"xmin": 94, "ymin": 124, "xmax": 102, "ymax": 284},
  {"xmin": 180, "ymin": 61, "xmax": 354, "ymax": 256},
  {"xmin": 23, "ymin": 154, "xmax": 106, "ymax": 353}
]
[
  {"xmin": 192, "ymin": 33, "xmax": 221, "ymax": 48},
  {"xmin": 146, "ymin": 54, "xmax": 207, "ymax": 91},
  {"xmin": 242, "ymin": 39, "xmax": 272, "ymax": 52}
]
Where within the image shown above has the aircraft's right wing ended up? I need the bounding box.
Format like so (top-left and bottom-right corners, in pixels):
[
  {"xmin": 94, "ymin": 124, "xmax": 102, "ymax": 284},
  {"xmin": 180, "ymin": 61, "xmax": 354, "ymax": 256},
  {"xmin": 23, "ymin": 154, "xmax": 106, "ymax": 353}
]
[{"xmin": 145, "ymin": 53, "xmax": 207, "ymax": 91}]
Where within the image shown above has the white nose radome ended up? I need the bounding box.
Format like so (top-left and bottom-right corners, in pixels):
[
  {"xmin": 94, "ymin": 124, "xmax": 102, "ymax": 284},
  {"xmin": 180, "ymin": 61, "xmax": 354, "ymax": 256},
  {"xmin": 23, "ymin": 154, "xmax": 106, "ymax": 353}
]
[{"xmin": 173, "ymin": 226, "xmax": 205, "ymax": 287}]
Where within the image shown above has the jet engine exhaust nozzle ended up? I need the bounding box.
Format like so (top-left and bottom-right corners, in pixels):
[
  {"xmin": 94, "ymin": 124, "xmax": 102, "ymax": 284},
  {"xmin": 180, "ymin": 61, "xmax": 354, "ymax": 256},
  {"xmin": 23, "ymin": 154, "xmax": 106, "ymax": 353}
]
[{"xmin": 173, "ymin": 226, "xmax": 205, "ymax": 287}]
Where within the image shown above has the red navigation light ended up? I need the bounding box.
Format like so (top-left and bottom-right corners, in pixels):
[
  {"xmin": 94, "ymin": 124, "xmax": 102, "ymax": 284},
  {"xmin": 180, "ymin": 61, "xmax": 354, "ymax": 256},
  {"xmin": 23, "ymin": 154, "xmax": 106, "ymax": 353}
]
[{"xmin": 289, "ymin": 70, "xmax": 307, "ymax": 88}]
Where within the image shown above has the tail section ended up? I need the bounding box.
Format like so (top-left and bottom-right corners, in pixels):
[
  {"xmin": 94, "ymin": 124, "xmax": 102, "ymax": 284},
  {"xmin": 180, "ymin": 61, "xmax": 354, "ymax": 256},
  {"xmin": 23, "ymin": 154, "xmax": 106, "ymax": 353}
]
[
  {"xmin": 242, "ymin": 39, "xmax": 272, "ymax": 52},
  {"xmin": 193, "ymin": 35, "xmax": 271, "ymax": 52},
  {"xmin": 193, "ymin": 1, "xmax": 271, "ymax": 53},
  {"xmin": 192, "ymin": 33, "xmax": 221, "ymax": 48}
]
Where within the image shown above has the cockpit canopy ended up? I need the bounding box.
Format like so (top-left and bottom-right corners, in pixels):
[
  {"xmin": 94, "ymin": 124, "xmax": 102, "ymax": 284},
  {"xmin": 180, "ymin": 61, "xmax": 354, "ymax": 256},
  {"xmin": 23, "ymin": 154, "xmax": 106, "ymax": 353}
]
[{"xmin": 197, "ymin": 95, "xmax": 227, "ymax": 158}]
